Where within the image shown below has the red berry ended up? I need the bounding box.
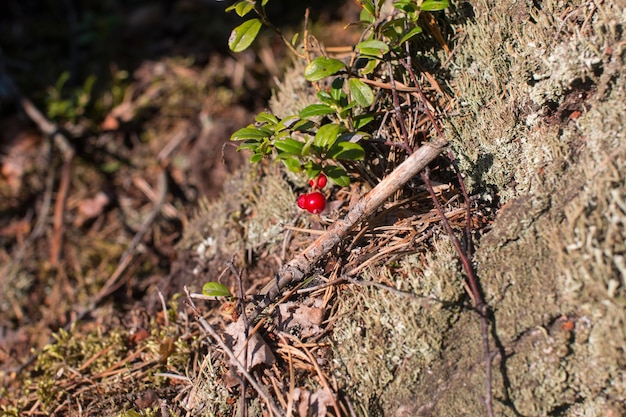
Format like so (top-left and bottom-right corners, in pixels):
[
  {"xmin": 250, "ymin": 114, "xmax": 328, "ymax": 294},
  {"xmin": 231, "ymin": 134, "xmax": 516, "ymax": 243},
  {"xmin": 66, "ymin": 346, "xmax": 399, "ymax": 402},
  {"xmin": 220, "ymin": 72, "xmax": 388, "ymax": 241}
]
[
  {"xmin": 305, "ymin": 192, "xmax": 326, "ymax": 214},
  {"xmin": 316, "ymin": 174, "xmax": 327, "ymax": 188},
  {"xmin": 297, "ymin": 194, "xmax": 307, "ymax": 209},
  {"xmin": 308, "ymin": 174, "xmax": 328, "ymax": 189}
]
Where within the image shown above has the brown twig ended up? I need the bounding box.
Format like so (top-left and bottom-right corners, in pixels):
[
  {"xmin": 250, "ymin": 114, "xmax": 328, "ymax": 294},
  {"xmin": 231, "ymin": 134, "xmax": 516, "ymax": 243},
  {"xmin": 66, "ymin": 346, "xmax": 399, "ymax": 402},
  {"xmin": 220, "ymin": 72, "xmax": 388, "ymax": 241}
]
[{"xmin": 18, "ymin": 96, "xmax": 76, "ymax": 266}]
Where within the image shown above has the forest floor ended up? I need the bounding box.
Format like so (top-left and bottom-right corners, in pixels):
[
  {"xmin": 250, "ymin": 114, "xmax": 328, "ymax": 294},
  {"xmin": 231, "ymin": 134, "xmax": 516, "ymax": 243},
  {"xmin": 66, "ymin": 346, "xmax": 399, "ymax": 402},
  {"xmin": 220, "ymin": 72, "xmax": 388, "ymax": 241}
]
[{"xmin": 1, "ymin": 1, "xmax": 625, "ymax": 416}]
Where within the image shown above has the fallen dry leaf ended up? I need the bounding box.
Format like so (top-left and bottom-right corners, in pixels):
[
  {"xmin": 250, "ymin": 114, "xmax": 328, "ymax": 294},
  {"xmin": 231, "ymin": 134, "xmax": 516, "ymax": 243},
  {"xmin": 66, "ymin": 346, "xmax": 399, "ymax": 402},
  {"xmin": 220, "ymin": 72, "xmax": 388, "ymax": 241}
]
[
  {"xmin": 294, "ymin": 387, "xmax": 334, "ymax": 417},
  {"xmin": 74, "ymin": 191, "xmax": 110, "ymax": 227},
  {"xmin": 224, "ymin": 319, "xmax": 275, "ymax": 371},
  {"xmin": 278, "ymin": 298, "xmax": 325, "ymax": 339}
]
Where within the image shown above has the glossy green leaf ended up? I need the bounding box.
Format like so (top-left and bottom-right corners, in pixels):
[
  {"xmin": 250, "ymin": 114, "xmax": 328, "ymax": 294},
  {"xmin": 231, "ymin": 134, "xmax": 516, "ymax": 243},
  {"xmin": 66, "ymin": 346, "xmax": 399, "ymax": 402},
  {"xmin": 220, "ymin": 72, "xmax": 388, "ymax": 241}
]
[
  {"xmin": 250, "ymin": 152, "xmax": 264, "ymax": 163},
  {"xmin": 275, "ymin": 115, "xmax": 300, "ymax": 132},
  {"xmin": 400, "ymin": 25, "xmax": 423, "ymax": 44},
  {"xmin": 314, "ymin": 123, "xmax": 344, "ymax": 148},
  {"xmin": 299, "ymin": 104, "xmax": 336, "ymax": 119},
  {"xmin": 228, "ymin": 1, "xmax": 255, "ymax": 17},
  {"xmin": 323, "ymin": 165, "xmax": 350, "ymax": 186},
  {"xmin": 304, "ymin": 57, "xmax": 345, "ymax": 82},
  {"xmin": 236, "ymin": 140, "xmax": 260, "ymax": 151},
  {"xmin": 354, "ymin": 114, "xmax": 375, "ymax": 129},
  {"xmin": 355, "ymin": 39, "xmax": 390, "ymax": 58},
  {"xmin": 281, "ymin": 156, "xmax": 301, "ymax": 172},
  {"xmin": 228, "ymin": 19, "xmax": 262, "ymax": 53},
  {"xmin": 202, "ymin": 282, "xmax": 232, "ymax": 298},
  {"xmin": 349, "ymin": 78, "xmax": 375, "ymax": 107},
  {"xmin": 304, "ymin": 161, "xmax": 323, "ymax": 179},
  {"xmin": 231, "ymin": 126, "xmax": 272, "ymax": 141},
  {"xmin": 420, "ymin": 0, "xmax": 449, "ymax": 11},
  {"xmin": 274, "ymin": 138, "xmax": 304, "ymax": 155},
  {"xmin": 359, "ymin": 0, "xmax": 376, "ymax": 17},
  {"xmin": 255, "ymin": 112, "xmax": 279, "ymax": 125},
  {"xmin": 359, "ymin": 7, "xmax": 375, "ymax": 23},
  {"xmin": 328, "ymin": 141, "xmax": 365, "ymax": 160}
]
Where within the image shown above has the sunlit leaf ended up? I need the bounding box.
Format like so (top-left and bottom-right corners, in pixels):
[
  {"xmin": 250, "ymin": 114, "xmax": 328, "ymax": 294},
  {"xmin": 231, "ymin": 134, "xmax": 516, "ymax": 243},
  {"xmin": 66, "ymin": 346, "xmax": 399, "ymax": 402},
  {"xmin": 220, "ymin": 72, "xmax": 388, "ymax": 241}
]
[
  {"xmin": 328, "ymin": 141, "xmax": 365, "ymax": 160},
  {"xmin": 281, "ymin": 156, "xmax": 301, "ymax": 172},
  {"xmin": 202, "ymin": 282, "xmax": 232, "ymax": 298},
  {"xmin": 420, "ymin": 0, "xmax": 449, "ymax": 11},
  {"xmin": 228, "ymin": 18, "xmax": 262, "ymax": 52},
  {"xmin": 304, "ymin": 57, "xmax": 346, "ymax": 82},
  {"xmin": 355, "ymin": 39, "xmax": 390, "ymax": 58},
  {"xmin": 354, "ymin": 114, "xmax": 375, "ymax": 129},
  {"xmin": 323, "ymin": 165, "xmax": 350, "ymax": 186},
  {"xmin": 250, "ymin": 152, "xmax": 264, "ymax": 163},
  {"xmin": 255, "ymin": 112, "xmax": 279, "ymax": 125},
  {"xmin": 231, "ymin": 126, "xmax": 272, "ymax": 141},
  {"xmin": 349, "ymin": 78, "xmax": 375, "ymax": 107},
  {"xmin": 231, "ymin": 1, "xmax": 255, "ymax": 17},
  {"xmin": 400, "ymin": 25, "xmax": 423, "ymax": 44},
  {"xmin": 299, "ymin": 104, "xmax": 336, "ymax": 118},
  {"xmin": 314, "ymin": 123, "xmax": 344, "ymax": 148},
  {"xmin": 274, "ymin": 138, "xmax": 304, "ymax": 155}
]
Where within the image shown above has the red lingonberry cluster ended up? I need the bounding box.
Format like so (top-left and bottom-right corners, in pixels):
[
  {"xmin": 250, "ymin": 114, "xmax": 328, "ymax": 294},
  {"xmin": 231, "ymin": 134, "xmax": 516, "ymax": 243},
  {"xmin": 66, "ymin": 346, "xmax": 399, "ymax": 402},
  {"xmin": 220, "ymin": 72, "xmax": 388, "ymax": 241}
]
[{"xmin": 298, "ymin": 174, "xmax": 327, "ymax": 214}]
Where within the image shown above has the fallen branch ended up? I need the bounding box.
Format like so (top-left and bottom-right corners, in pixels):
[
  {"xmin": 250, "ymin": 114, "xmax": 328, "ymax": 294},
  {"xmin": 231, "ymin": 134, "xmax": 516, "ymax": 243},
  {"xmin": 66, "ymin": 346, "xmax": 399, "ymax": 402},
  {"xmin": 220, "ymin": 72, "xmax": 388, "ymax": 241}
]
[{"xmin": 249, "ymin": 139, "xmax": 447, "ymax": 322}]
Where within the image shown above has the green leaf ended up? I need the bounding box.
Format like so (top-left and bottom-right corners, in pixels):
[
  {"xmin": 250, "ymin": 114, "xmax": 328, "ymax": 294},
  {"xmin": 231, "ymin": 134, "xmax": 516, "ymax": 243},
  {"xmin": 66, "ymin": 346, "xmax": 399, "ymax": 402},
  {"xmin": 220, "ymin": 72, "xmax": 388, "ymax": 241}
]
[
  {"xmin": 231, "ymin": 126, "xmax": 272, "ymax": 141},
  {"xmin": 323, "ymin": 166, "xmax": 350, "ymax": 186},
  {"xmin": 228, "ymin": 19, "xmax": 262, "ymax": 53},
  {"xmin": 236, "ymin": 140, "xmax": 260, "ymax": 151},
  {"xmin": 330, "ymin": 77, "xmax": 345, "ymax": 102},
  {"xmin": 274, "ymin": 138, "xmax": 304, "ymax": 155},
  {"xmin": 255, "ymin": 112, "xmax": 279, "ymax": 125},
  {"xmin": 314, "ymin": 123, "xmax": 344, "ymax": 148},
  {"xmin": 400, "ymin": 25, "xmax": 423, "ymax": 44},
  {"xmin": 328, "ymin": 141, "xmax": 365, "ymax": 160},
  {"xmin": 275, "ymin": 115, "xmax": 300, "ymax": 132},
  {"xmin": 250, "ymin": 153, "xmax": 264, "ymax": 163},
  {"xmin": 226, "ymin": 1, "xmax": 255, "ymax": 17},
  {"xmin": 354, "ymin": 114, "xmax": 375, "ymax": 129},
  {"xmin": 304, "ymin": 57, "xmax": 346, "ymax": 82},
  {"xmin": 349, "ymin": 78, "xmax": 375, "ymax": 107},
  {"xmin": 359, "ymin": 7, "xmax": 375, "ymax": 24},
  {"xmin": 359, "ymin": 0, "xmax": 376, "ymax": 18},
  {"xmin": 304, "ymin": 161, "xmax": 323, "ymax": 179},
  {"xmin": 355, "ymin": 39, "xmax": 390, "ymax": 58},
  {"xmin": 291, "ymin": 33, "xmax": 299, "ymax": 46},
  {"xmin": 299, "ymin": 104, "xmax": 336, "ymax": 118},
  {"xmin": 202, "ymin": 282, "xmax": 232, "ymax": 298},
  {"xmin": 281, "ymin": 156, "xmax": 301, "ymax": 172},
  {"xmin": 420, "ymin": 0, "xmax": 449, "ymax": 11}
]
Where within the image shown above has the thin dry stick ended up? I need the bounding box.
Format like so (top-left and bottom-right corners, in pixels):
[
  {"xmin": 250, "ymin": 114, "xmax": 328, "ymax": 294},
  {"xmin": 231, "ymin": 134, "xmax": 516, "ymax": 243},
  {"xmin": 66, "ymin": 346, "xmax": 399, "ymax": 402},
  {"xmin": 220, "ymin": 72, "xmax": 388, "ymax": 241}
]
[
  {"xmin": 248, "ymin": 139, "xmax": 447, "ymax": 322},
  {"xmin": 185, "ymin": 287, "xmax": 283, "ymax": 417}
]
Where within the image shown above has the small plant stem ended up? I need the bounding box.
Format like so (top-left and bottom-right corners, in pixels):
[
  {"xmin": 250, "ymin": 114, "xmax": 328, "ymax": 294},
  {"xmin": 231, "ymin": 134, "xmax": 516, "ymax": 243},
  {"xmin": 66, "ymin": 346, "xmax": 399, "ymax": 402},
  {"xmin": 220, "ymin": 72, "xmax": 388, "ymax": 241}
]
[
  {"xmin": 254, "ymin": 6, "xmax": 303, "ymax": 58},
  {"xmin": 385, "ymin": 60, "xmax": 412, "ymax": 152},
  {"xmin": 400, "ymin": 59, "xmax": 474, "ymax": 254}
]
